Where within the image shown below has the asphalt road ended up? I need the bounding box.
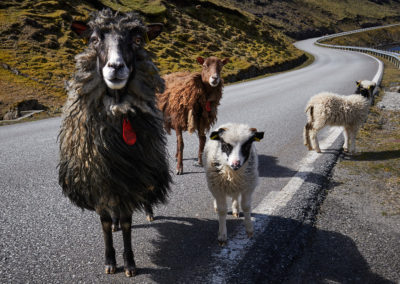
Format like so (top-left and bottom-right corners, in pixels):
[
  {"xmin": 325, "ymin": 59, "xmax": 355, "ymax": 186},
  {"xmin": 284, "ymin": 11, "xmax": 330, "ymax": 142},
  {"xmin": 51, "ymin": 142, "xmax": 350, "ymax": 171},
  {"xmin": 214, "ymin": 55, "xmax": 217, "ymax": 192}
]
[{"xmin": 0, "ymin": 37, "xmax": 378, "ymax": 283}]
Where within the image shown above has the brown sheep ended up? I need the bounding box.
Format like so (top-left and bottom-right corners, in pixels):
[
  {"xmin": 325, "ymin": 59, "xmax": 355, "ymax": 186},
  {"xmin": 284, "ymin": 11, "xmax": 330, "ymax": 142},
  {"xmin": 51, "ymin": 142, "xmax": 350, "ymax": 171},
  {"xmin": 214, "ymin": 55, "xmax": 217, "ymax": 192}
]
[{"xmin": 157, "ymin": 56, "xmax": 229, "ymax": 174}]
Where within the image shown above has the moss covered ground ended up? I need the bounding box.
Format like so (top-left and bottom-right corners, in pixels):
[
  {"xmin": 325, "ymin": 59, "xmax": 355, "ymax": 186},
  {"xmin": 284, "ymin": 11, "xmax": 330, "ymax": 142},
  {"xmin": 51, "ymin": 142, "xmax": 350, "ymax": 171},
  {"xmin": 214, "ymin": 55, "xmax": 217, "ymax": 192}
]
[{"xmin": 0, "ymin": 0, "xmax": 303, "ymax": 119}]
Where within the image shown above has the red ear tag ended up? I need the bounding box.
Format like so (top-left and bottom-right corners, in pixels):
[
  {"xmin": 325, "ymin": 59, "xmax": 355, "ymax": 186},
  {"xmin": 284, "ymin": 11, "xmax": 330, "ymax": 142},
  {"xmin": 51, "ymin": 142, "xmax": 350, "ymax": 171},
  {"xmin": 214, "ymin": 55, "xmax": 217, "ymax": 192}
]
[
  {"xmin": 205, "ymin": 101, "xmax": 211, "ymax": 112},
  {"xmin": 123, "ymin": 118, "xmax": 137, "ymax": 146}
]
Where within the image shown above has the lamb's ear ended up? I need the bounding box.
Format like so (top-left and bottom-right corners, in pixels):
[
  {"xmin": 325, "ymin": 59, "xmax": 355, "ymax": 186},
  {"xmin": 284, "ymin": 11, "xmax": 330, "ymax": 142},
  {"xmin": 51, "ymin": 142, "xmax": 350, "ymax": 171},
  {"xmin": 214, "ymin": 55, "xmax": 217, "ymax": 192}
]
[
  {"xmin": 210, "ymin": 128, "xmax": 226, "ymax": 140},
  {"xmin": 222, "ymin": 57, "xmax": 230, "ymax": 65},
  {"xmin": 197, "ymin": 57, "xmax": 205, "ymax": 65},
  {"xmin": 253, "ymin": 132, "xmax": 264, "ymax": 142},
  {"xmin": 356, "ymin": 80, "xmax": 361, "ymax": 86},
  {"xmin": 71, "ymin": 21, "xmax": 90, "ymax": 37},
  {"xmin": 146, "ymin": 23, "xmax": 163, "ymax": 42}
]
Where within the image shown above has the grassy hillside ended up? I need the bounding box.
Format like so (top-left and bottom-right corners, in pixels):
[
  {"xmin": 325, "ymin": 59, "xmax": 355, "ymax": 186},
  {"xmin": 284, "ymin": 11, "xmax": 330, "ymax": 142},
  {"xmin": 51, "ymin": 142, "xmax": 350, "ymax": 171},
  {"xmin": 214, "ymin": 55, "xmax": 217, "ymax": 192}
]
[
  {"xmin": 1, "ymin": 0, "xmax": 400, "ymax": 120},
  {"xmin": 219, "ymin": 0, "xmax": 400, "ymax": 39},
  {"xmin": 321, "ymin": 25, "xmax": 400, "ymax": 48},
  {"xmin": 0, "ymin": 0, "xmax": 303, "ymax": 119}
]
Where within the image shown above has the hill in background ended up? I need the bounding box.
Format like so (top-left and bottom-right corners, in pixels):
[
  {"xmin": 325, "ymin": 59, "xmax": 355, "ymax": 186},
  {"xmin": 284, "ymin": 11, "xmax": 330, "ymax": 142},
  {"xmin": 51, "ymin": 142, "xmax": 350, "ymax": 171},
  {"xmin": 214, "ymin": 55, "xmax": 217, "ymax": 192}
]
[{"xmin": 0, "ymin": 0, "xmax": 399, "ymax": 119}]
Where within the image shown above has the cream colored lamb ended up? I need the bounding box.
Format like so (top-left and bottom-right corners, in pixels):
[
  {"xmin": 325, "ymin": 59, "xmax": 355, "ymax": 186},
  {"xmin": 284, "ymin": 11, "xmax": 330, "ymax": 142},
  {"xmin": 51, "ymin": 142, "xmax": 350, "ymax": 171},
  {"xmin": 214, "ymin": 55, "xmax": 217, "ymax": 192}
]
[
  {"xmin": 203, "ymin": 123, "xmax": 264, "ymax": 245},
  {"xmin": 304, "ymin": 92, "xmax": 369, "ymax": 154}
]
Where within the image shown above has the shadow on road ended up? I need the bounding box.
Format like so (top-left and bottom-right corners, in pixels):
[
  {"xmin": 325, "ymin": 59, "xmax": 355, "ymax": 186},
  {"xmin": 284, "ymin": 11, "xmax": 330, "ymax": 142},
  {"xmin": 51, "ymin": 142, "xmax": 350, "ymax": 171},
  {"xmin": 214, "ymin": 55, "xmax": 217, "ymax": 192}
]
[
  {"xmin": 140, "ymin": 215, "xmax": 390, "ymax": 283},
  {"xmin": 354, "ymin": 149, "xmax": 400, "ymax": 161}
]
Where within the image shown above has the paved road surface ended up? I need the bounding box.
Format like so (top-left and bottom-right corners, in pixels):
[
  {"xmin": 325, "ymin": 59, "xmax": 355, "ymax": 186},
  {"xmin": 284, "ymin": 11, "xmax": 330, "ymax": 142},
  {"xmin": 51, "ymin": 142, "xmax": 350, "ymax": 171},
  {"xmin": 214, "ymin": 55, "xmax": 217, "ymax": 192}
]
[{"xmin": 0, "ymin": 37, "xmax": 378, "ymax": 283}]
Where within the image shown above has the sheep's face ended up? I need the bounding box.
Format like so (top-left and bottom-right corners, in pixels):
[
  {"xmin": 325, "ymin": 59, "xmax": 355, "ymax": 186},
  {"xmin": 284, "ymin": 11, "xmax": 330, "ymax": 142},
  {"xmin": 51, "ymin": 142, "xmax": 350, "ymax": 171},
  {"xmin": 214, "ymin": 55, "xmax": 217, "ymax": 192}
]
[
  {"xmin": 71, "ymin": 10, "xmax": 162, "ymax": 91},
  {"xmin": 197, "ymin": 57, "xmax": 229, "ymax": 87},
  {"xmin": 210, "ymin": 125, "xmax": 264, "ymax": 170},
  {"xmin": 356, "ymin": 80, "xmax": 376, "ymax": 99}
]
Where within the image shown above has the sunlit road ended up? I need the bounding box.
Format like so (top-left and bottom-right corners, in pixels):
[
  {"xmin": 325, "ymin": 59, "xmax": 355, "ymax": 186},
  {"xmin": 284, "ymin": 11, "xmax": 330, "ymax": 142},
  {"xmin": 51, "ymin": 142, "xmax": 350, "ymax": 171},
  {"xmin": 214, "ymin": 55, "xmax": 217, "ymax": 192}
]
[{"xmin": 0, "ymin": 37, "xmax": 378, "ymax": 283}]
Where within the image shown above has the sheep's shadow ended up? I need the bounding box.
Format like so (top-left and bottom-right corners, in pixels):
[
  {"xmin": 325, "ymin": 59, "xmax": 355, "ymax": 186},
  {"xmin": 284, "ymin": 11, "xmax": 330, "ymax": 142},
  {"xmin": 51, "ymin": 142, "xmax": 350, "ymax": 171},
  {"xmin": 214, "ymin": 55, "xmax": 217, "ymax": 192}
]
[
  {"xmin": 258, "ymin": 154, "xmax": 329, "ymax": 184},
  {"xmin": 353, "ymin": 150, "xmax": 400, "ymax": 161},
  {"xmin": 141, "ymin": 215, "xmax": 389, "ymax": 283}
]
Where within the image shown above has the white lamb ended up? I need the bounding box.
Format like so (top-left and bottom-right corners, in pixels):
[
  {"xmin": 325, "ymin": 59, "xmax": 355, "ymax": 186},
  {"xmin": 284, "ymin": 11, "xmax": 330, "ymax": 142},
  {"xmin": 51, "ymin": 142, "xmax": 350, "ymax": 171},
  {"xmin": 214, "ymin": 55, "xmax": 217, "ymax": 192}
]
[
  {"xmin": 203, "ymin": 123, "xmax": 264, "ymax": 245},
  {"xmin": 303, "ymin": 92, "xmax": 369, "ymax": 154}
]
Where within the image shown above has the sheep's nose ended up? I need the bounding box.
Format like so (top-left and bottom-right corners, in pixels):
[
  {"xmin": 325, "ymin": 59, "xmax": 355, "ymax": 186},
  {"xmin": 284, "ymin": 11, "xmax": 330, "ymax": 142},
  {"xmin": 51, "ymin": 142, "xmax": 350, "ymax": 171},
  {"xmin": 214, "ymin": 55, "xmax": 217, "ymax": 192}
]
[
  {"xmin": 108, "ymin": 61, "xmax": 124, "ymax": 71},
  {"xmin": 211, "ymin": 74, "xmax": 218, "ymax": 79},
  {"xmin": 231, "ymin": 160, "xmax": 241, "ymax": 170}
]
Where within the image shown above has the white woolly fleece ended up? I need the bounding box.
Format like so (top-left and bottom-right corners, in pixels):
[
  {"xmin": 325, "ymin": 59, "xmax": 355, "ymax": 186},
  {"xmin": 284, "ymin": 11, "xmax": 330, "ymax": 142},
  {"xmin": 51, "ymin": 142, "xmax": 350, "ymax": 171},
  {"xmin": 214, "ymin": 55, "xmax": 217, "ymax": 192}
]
[{"xmin": 204, "ymin": 123, "xmax": 259, "ymax": 196}]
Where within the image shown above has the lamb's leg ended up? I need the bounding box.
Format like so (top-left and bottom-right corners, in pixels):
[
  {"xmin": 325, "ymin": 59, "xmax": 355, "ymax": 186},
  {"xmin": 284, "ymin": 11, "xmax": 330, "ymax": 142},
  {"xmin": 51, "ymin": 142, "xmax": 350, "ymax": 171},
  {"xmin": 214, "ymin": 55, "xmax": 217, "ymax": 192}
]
[
  {"xmin": 144, "ymin": 203, "xmax": 154, "ymax": 222},
  {"xmin": 231, "ymin": 194, "xmax": 240, "ymax": 218},
  {"xmin": 349, "ymin": 127, "xmax": 358, "ymax": 154},
  {"xmin": 304, "ymin": 123, "xmax": 313, "ymax": 151},
  {"xmin": 197, "ymin": 133, "xmax": 206, "ymax": 166},
  {"xmin": 120, "ymin": 213, "xmax": 136, "ymax": 277},
  {"xmin": 100, "ymin": 213, "xmax": 116, "ymax": 274},
  {"xmin": 343, "ymin": 127, "xmax": 350, "ymax": 153},
  {"xmin": 310, "ymin": 129, "xmax": 321, "ymax": 153},
  {"xmin": 215, "ymin": 195, "xmax": 228, "ymax": 246},
  {"xmin": 241, "ymin": 191, "xmax": 254, "ymax": 238},
  {"xmin": 176, "ymin": 128, "xmax": 184, "ymax": 175}
]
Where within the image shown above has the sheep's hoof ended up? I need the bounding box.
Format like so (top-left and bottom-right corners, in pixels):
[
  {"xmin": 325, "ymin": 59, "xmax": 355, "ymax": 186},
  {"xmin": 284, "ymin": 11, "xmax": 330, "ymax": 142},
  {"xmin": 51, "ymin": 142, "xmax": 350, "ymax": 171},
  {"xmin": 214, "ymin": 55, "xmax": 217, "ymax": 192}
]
[
  {"xmin": 232, "ymin": 212, "xmax": 240, "ymax": 218},
  {"xmin": 194, "ymin": 161, "xmax": 203, "ymax": 167},
  {"xmin": 218, "ymin": 240, "xmax": 227, "ymax": 246},
  {"xmin": 247, "ymin": 231, "xmax": 254, "ymax": 238},
  {"xmin": 146, "ymin": 214, "xmax": 154, "ymax": 222},
  {"xmin": 105, "ymin": 265, "xmax": 116, "ymax": 274},
  {"xmin": 125, "ymin": 267, "xmax": 137, "ymax": 277},
  {"xmin": 111, "ymin": 224, "xmax": 120, "ymax": 232},
  {"xmin": 307, "ymin": 146, "xmax": 313, "ymax": 151},
  {"xmin": 176, "ymin": 168, "xmax": 183, "ymax": 175},
  {"xmin": 343, "ymin": 148, "xmax": 349, "ymax": 153},
  {"xmin": 316, "ymin": 149, "xmax": 321, "ymax": 153}
]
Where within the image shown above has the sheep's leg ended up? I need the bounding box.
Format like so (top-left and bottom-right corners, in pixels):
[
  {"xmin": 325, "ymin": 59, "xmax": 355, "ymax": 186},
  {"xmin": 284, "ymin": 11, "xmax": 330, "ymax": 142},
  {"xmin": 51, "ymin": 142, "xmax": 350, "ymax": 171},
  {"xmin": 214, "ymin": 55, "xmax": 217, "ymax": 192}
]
[
  {"xmin": 241, "ymin": 191, "xmax": 254, "ymax": 238},
  {"xmin": 349, "ymin": 127, "xmax": 358, "ymax": 154},
  {"xmin": 343, "ymin": 127, "xmax": 350, "ymax": 153},
  {"xmin": 231, "ymin": 194, "xmax": 240, "ymax": 218},
  {"xmin": 100, "ymin": 213, "xmax": 116, "ymax": 274},
  {"xmin": 176, "ymin": 129, "xmax": 184, "ymax": 175},
  {"xmin": 120, "ymin": 214, "xmax": 136, "ymax": 277},
  {"xmin": 111, "ymin": 209, "xmax": 120, "ymax": 232},
  {"xmin": 304, "ymin": 123, "xmax": 313, "ymax": 151},
  {"xmin": 310, "ymin": 129, "xmax": 321, "ymax": 153},
  {"xmin": 144, "ymin": 203, "xmax": 154, "ymax": 222},
  {"xmin": 197, "ymin": 133, "xmax": 206, "ymax": 167},
  {"xmin": 215, "ymin": 195, "xmax": 228, "ymax": 246}
]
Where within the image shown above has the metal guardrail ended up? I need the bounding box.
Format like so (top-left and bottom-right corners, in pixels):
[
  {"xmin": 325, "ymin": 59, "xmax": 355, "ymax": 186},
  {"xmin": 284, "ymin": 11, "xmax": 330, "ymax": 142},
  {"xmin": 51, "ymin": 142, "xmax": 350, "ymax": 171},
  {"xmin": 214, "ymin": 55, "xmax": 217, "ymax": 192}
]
[{"xmin": 315, "ymin": 24, "xmax": 400, "ymax": 69}]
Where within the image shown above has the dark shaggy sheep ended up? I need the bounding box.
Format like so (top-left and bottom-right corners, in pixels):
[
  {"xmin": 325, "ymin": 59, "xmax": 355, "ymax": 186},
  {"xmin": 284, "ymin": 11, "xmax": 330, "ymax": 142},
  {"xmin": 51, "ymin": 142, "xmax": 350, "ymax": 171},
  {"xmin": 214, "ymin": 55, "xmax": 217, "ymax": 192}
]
[
  {"xmin": 58, "ymin": 9, "xmax": 171, "ymax": 277},
  {"xmin": 157, "ymin": 56, "xmax": 229, "ymax": 174}
]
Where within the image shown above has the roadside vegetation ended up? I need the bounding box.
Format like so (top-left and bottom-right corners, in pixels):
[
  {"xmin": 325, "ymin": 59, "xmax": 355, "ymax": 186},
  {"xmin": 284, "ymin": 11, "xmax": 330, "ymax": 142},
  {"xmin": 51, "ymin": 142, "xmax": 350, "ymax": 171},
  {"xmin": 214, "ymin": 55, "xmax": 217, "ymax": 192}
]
[{"xmin": 321, "ymin": 25, "xmax": 400, "ymax": 48}]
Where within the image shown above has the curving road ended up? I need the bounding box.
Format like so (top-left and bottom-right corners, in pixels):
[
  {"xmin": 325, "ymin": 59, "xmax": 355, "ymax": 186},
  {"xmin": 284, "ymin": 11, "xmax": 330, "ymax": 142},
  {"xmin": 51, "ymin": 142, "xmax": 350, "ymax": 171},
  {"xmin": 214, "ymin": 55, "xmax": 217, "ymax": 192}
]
[{"xmin": 0, "ymin": 37, "xmax": 379, "ymax": 283}]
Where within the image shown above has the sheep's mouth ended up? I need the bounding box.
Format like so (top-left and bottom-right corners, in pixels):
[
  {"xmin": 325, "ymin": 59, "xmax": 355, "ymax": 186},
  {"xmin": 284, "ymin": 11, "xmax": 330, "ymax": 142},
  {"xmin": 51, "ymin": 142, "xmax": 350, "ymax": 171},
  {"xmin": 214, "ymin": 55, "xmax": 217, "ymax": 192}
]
[{"xmin": 104, "ymin": 77, "xmax": 129, "ymax": 90}]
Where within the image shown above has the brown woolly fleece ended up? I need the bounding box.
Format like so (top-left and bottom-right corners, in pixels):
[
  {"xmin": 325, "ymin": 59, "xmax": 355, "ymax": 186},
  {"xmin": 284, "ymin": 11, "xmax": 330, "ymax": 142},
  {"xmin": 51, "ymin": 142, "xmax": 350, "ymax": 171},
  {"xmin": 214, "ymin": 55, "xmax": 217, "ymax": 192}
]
[{"xmin": 157, "ymin": 71, "xmax": 223, "ymax": 135}]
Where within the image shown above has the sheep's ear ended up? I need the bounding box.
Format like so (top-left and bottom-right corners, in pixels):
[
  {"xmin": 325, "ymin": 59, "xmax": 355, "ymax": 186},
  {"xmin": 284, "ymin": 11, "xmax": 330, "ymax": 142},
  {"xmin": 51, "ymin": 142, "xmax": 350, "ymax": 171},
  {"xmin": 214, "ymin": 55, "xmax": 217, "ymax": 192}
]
[
  {"xmin": 71, "ymin": 21, "xmax": 90, "ymax": 37},
  {"xmin": 210, "ymin": 127, "xmax": 226, "ymax": 140},
  {"xmin": 253, "ymin": 132, "xmax": 264, "ymax": 142},
  {"xmin": 222, "ymin": 57, "xmax": 230, "ymax": 65},
  {"xmin": 197, "ymin": 57, "xmax": 205, "ymax": 65},
  {"xmin": 356, "ymin": 80, "xmax": 361, "ymax": 86},
  {"xmin": 146, "ymin": 23, "xmax": 163, "ymax": 42}
]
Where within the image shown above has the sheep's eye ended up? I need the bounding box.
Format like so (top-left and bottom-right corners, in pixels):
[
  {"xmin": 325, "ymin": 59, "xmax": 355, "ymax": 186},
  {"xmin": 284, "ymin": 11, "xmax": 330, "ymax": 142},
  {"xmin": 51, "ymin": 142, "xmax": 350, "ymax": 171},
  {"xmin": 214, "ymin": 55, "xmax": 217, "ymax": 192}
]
[
  {"xmin": 221, "ymin": 141, "xmax": 233, "ymax": 154},
  {"xmin": 133, "ymin": 36, "xmax": 142, "ymax": 45},
  {"xmin": 90, "ymin": 36, "xmax": 99, "ymax": 45}
]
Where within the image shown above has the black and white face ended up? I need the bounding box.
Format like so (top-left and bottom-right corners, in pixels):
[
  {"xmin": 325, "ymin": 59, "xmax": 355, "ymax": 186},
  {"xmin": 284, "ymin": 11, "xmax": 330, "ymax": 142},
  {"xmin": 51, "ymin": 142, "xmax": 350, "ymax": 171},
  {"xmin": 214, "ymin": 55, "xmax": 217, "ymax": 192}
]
[
  {"xmin": 89, "ymin": 28, "xmax": 142, "ymax": 90},
  {"xmin": 71, "ymin": 16, "xmax": 162, "ymax": 90},
  {"xmin": 210, "ymin": 127, "xmax": 264, "ymax": 171}
]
